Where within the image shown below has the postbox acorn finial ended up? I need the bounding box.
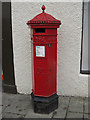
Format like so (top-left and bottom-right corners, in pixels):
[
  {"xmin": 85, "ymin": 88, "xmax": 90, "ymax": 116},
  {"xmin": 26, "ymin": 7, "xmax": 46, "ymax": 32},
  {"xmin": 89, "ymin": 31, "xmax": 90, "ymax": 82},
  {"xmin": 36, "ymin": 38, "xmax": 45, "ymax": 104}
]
[{"xmin": 41, "ymin": 5, "xmax": 45, "ymax": 13}]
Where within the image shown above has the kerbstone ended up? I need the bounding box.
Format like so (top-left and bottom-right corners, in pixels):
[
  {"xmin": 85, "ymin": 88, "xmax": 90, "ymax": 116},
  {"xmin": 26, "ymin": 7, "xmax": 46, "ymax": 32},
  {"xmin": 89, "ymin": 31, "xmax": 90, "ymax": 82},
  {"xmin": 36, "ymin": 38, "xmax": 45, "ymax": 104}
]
[
  {"xmin": 66, "ymin": 112, "xmax": 83, "ymax": 118},
  {"xmin": 25, "ymin": 108, "xmax": 53, "ymax": 118},
  {"xmin": 68, "ymin": 97, "xmax": 83, "ymax": 113},
  {"xmin": 53, "ymin": 97, "xmax": 69, "ymax": 118},
  {"xmin": 2, "ymin": 112, "xmax": 25, "ymax": 118}
]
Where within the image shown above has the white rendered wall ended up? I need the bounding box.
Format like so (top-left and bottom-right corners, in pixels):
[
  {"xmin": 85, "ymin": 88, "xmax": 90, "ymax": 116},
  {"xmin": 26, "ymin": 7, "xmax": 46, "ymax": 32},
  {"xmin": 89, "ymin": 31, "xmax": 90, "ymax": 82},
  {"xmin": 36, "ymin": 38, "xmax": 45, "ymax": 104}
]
[{"xmin": 11, "ymin": 2, "xmax": 88, "ymax": 97}]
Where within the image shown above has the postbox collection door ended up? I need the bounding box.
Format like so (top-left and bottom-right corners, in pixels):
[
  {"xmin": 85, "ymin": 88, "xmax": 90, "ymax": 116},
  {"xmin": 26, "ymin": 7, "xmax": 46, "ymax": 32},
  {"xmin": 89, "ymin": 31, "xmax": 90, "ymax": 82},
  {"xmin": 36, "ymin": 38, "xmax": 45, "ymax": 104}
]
[
  {"xmin": 33, "ymin": 42, "xmax": 57, "ymax": 97},
  {"xmin": 47, "ymin": 43, "xmax": 57, "ymax": 96},
  {"xmin": 33, "ymin": 44, "xmax": 48, "ymax": 96}
]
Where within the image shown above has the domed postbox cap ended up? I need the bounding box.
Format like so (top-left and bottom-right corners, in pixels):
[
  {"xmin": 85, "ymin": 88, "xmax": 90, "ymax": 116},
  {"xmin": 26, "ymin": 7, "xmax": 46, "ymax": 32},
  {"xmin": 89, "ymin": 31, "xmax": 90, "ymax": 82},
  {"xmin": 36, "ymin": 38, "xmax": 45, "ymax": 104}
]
[{"xmin": 27, "ymin": 5, "xmax": 61, "ymax": 25}]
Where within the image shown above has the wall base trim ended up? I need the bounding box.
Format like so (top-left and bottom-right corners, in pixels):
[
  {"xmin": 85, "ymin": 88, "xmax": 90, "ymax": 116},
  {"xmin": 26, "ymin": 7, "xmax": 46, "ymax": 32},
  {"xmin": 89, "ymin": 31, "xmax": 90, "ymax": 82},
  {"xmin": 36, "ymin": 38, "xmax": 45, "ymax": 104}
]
[{"xmin": 3, "ymin": 83, "xmax": 17, "ymax": 94}]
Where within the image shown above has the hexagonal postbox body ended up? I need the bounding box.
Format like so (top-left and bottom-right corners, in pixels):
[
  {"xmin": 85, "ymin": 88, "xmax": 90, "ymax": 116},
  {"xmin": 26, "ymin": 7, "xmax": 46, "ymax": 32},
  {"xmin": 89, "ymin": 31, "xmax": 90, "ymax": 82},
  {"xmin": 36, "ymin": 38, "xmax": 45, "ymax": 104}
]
[{"xmin": 27, "ymin": 5, "xmax": 61, "ymax": 114}]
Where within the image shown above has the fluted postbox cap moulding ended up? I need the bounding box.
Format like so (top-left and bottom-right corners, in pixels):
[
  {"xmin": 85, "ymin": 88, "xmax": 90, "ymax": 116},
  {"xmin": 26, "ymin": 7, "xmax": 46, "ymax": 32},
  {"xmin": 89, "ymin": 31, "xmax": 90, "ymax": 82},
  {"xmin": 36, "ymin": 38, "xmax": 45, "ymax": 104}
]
[
  {"xmin": 27, "ymin": 5, "xmax": 61, "ymax": 114},
  {"xmin": 27, "ymin": 5, "xmax": 61, "ymax": 28}
]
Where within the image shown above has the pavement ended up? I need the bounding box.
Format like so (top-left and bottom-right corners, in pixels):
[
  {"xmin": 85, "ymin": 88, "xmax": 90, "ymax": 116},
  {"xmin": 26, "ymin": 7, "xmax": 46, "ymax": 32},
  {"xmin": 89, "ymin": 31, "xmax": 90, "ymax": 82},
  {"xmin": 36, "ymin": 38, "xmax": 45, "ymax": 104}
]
[
  {"xmin": 0, "ymin": 64, "xmax": 2, "ymax": 91},
  {"xmin": 0, "ymin": 92, "xmax": 89, "ymax": 119}
]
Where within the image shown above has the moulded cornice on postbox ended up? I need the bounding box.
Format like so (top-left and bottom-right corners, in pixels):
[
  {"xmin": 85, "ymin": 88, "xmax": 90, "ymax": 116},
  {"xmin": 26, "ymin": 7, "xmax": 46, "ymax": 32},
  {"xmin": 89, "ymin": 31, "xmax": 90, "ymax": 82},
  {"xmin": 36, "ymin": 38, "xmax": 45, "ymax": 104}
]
[{"xmin": 27, "ymin": 5, "xmax": 61, "ymax": 28}]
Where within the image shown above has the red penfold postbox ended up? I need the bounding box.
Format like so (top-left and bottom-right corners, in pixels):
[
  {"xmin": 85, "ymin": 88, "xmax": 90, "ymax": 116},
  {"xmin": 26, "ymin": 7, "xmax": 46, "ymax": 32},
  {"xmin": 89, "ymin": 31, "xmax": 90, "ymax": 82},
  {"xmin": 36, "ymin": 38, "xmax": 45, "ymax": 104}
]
[{"xmin": 27, "ymin": 5, "xmax": 61, "ymax": 114}]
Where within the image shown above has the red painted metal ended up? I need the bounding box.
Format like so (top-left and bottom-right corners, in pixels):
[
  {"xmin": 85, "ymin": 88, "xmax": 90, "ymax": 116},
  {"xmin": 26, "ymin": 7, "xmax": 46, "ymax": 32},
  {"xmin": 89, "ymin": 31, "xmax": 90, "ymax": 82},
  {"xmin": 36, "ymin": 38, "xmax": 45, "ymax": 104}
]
[
  {"xmin": 2, "ymin": 74, "xmax": 3, "ymax": 80},
  {"xmin": 27, "ymin": 5, "xmax": 61, "ymax": 97},
  {"xmin": 41, "ymin": 5, "xmax": 45, "ymax": 13},
  {"xmin": 27, "ymin": 5, "xmax": 61, "ymax": 25}
]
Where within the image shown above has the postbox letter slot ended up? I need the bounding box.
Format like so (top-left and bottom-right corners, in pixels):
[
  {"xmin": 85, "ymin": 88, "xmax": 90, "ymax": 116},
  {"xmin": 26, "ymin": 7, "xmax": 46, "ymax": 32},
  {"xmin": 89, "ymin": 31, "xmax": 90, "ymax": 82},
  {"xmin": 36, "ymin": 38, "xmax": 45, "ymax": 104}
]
[{"xmin": 35, "ymin": 28, "xmax": 45, "ymax": 33}]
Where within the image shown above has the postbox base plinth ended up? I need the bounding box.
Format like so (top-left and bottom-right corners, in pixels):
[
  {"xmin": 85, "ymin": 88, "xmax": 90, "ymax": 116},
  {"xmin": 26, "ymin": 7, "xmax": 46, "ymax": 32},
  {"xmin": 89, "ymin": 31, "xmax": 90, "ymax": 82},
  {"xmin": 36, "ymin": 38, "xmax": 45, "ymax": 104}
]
[{"xmin": 31, "ymin": 92, "xmax": 58, "ymax": 114}]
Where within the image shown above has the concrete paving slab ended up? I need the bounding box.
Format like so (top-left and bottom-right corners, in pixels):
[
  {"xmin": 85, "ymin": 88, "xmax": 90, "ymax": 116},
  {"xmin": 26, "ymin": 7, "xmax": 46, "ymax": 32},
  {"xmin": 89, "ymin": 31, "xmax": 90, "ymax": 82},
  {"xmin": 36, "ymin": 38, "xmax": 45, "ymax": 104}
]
[
  {"xmin": 0, "ymin": 106, "xmax": 2, "ymax": 115},
  {"xmin": 66, "ymin": 112, "xmax": 83, "ymax": 118},
  {"xmin": 84, "ymin": 114, "xmax": 88, "ymax": 119},
  {"xmin": 2, "ymin": 93, "xmax": 32, "ymax": 113},
  {"xmin": 58, "ymin": 95, "xmax": 63, "ymax": 105},
  {"xmin": 89, "ymin": 101, "xmax": 90, "ymax": 114},
  {"xmin": 88, "ymin": 114, "xmax": 90, "ymax": 120},
  {"xmin": 10, "ymin": 93, "xmax": 31, "ymax": 102},
  {"xmin": 88, "ymin": 97, "xmax": 90, "ymax": 101},
  {"xmin": 53, "ymin": 97, "xmax": 69, "ymax": 118},
  {"xmin": 2, "ymin": 93, "xmax": 16, "ymax": 111},
  {"xmin": 3, "ymin": 99, "xmax": 31, "ymax": 115},
  {"xmin": 25, "ymin": 108, "xmax": 53, "ymax": 118},
  {"xmin": 84, "ymin": 114, "xmax": 90, "ymax": 120},
  {"xmin": 2, "ymin": 100, "xmax": 12, "ymax": 111},
  {"xmin": 0, "ymin": 81, "xmax": 2, "ymax": 92},
  {"xmin": 3, "ymin": 93, "xmax": 31, "ymax": 102},
  {"xmin": 2, "ymin": 93, "xmax": 89, "ymax": 119},
  {"xmin": 2, "ymin": 112, "xmax": 25, "ymax": 118},
  {"xmin": 68, "ymin": 97, "xmax": 83, "ymax": 113},
  {"xmin": 0, "ymin": 114, "xmax": 2, "ymax": 120},
  {"xmin": 0, "ymin": 92, "xmax": 2, "ymax": 106},
  {"xmin": 84, "ymin": 98, "xmax": 90, "ymax": 114},
  {"xmin": 52, "ymin": 118, "xmax": 64, "ymax": 120},
  {"xmin": 84, "ymin": 99, "xmax": 88, "ymax": 114}
]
